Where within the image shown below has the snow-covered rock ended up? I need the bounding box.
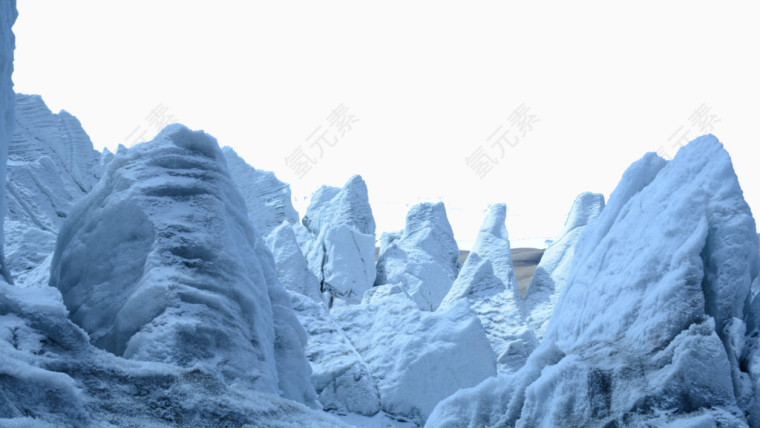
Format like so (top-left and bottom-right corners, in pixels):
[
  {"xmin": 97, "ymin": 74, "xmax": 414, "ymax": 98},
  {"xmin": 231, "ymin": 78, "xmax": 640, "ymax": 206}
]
[
  {"xmin": 376, "ymin": 202, "xmax": 460, "ymax": 311},
  {"xmin": 334, "ymin": 287, "xmax": 496, "ymax": 424},
  {"xmin": 302, "ymin": 176, "xmax": 376, "ymax": 304},
  {"xmin": 523, "ymin": 192, "xmax": 605, "ymax": 340},
  {"xmin": 427, "ymin": 136, "xmax": 759, "ymax": 427},
  {"xmin": 439, "ymin": 204, "xmax": 536, "ymax": 373},
  {"xmin": 49, "ymin": 124, "xmax": 317, "ymax": 406},
  {"xmin": 0, "ymin": 0, "xmax": 17, "ymax": 282},
  {"xmin": 5, "ymin": 94, "xmax": 102, "ymax": 286}
]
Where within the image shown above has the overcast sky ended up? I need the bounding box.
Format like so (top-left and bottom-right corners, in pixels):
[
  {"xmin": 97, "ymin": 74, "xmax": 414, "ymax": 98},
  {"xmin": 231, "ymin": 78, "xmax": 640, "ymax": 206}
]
[{"xmin": 12, "ymin": 1, "xmax": 760, "ymax": 248}]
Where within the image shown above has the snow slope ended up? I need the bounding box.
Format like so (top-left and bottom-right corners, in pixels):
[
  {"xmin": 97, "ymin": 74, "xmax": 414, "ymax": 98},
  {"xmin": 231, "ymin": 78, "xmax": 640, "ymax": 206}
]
[
  {"xmin": 5, "ymin": 94, "xmax": 102, "ymax": 286},
  {"xmin": 376, "ymin": 202, "xmax": 460, "ymax": 311},
  {"xmin": 439, "ymin": 204, "xmax": 536, "ymax": 374},
  {"xmin": 428, "ymin": 136, "xmax": 760, "ymax": 427},
  {"xmin": 523, "ymin": 192, "xmax": 605, "ymax": 340},
  {"xmin": 49, "ymin": 124, "xmax": 317, "ymax": 406}
]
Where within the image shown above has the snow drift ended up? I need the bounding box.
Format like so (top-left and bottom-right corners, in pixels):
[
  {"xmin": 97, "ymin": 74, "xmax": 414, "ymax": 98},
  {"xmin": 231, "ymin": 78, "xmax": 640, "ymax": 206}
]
[{"xmin": 427, "ymin": 135, "xmax": 760, "ymax": 427}]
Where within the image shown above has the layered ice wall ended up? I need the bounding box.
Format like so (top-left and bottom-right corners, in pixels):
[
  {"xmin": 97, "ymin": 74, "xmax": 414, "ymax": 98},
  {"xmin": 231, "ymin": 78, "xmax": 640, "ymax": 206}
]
[
  {"xmin": 428, "ymin": 136, "xmax": 760, "ymax": 427},
  {"xmin": 439, "ymin": 204, "xmax": 536, "ymax": 373},
  {"xmin": 0, "ymin": 0, "xmax": 16, "ymax": 282},
  {"xmin": 222, "ymin": 147, "xmax": 299, "ymax": 237},
  {"xmin": 5, "ymin": 94, "xmax": 102, "ymax": 285},
  {"xmin": 49, "ymin": 125, "xmax": 317, "ymax": 406},
  {"xmin": 302, "ymin": 175, "xmax": 376, "ymax": 304},
  {"xmin": 523, "ymin": 192, "xmax": 605, "ymax": 339},
  {"xmin": 376, "ymin": 202, "xmax": 460, "ymax": 311}
]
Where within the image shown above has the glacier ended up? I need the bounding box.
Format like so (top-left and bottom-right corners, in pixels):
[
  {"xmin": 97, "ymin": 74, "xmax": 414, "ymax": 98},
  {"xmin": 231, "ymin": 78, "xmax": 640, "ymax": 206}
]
[
  {"xmin": 523, "ymin": 192, "xmax": 605, "ymax": 340},
  {"xmin": 333, "ymin": 287, "xmax": 496, "ymax": 424},
  {"xmin": 375, "ymin": 202, "xmax": 461, "ymax": 311},
  {"xmin": 427, "ymin": 136, "xmax": 760, "ymax": 427},
  {"xmin": 3, "ymin": 1, "xmax": 760, "ymax": 425},
  {"xmin": 439, "ymin": 204, "xmax": 537, "ymax": 374},
  {"xmin": 49, "ymin": 124, "xmax": 318, "ymax": 406},
  {"xmin": 0, "ymin": 0, "xmax": 16, "ymax": 282},
  {"xmin": 302, "ymin": 175, "xmax": 377, "ymax": 305},
  {"xmin": 5, "ymin": 94, "xmax": 103, "ymax": 287}
]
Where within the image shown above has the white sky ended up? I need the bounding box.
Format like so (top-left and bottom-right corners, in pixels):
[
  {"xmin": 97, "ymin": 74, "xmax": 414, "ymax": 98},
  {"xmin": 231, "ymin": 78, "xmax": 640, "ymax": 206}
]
[{"xmin": 11, "ymin": 1, "xmax": 760, "ymax": 249}]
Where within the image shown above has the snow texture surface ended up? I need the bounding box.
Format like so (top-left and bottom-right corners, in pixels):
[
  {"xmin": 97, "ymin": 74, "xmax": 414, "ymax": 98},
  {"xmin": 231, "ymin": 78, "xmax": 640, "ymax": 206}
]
[
  {"xmin": 334, "ymin": 286, "xmax": 496, "ymax": 424},
  {"xmin": 49, "ymin": 124, "xmax": 317, "ymax": 406},
  {"xmin": 376, "ymin": 202, "xmax": 460, "ymax": 311},
  {"xmin": 523, "ymin": 192, "xmax": 605, "ymax": 340},
  {"xmin": 439, "ymin": 203, "xmax": 536, "ymax": 373},
  {"xmin": 5, "ymin": 94, "xmax": 102, "ymax": 286},
  {"xmin": 428, "ymin": 136, "xmax": 760, "ymax": 427},
  {"xmin": 302, "ymin": 175, "xmax": 376, "ymax": 304},
  {"xmin": 0, "ymin": 0, "xmax": 16, "ymax": 282},
  {"xmin": 223, "ymin": 146, "xmax": 299, "ymax": 237}
]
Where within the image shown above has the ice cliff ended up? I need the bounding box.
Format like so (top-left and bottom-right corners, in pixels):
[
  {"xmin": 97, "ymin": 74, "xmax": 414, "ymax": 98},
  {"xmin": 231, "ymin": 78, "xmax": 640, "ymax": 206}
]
[
  {"xmin": 5, "ymin": 94, "xmax": 102, "ymax": 286},
  {"xmin": 428, "ymin": 135, "xmax": 760, "ymax": 427},
  {"xmin": 523, "ymin": 192, "xmax": 605, "ymax": 340},
  {"xmin": 302, "ymin": 175, "xmax": 376, "ymax": 305},
  {"xmin": 376, "ymin": 202, "xmax": 460, "ymax": 311},
  {"xmin": 439, "ymin": 204, "xmax": 536, "ymax": 373},
  {"xmin": 49, "ymin": 124, "xmax": 317, "ymax": 406},
  {"xmin": 0, "ymin": 0, "xmax": 16, "ymax": 282}
]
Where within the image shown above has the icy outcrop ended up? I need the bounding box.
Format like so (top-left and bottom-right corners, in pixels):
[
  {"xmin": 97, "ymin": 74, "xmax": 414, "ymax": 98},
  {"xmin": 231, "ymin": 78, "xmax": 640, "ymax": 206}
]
[
  {"xmin": 290, "ymin": 291, "xmax": 382, "ymax": 416},
  {"xmin": 523, "ymin": 192, "xmax": 605, "ymax": 339},
  {"xmin": 428, "ymin": 136, "xmax": 760, "ymax": 427},
  {"xmin": 376, "ymin": 202, "xmax": 460, "ymax": 311},
  {"xmin": 267, "ymin": 223, "xmax": 323, "ymax": 302},
  {"xmin": 49, "ymin": 124, "xmax": 317, "ymax": 406},
  {"xmin": 0, "ymin": 0, "xmax": 16, "ymax": 282},
  {"xmin": 746, "ymin": 293, "xmax": 760, "ymax": 425},
  {"xmin": 302, "ymin": 176, "xmax": 376, "ymax": 304},
  {"xmin": 303, "ymin": 176, "xmax": 375, "ymax": 236},
  {"xmin": 5, "ymin": 94, "xmax": 102, "ymax": 286},
  {"xmin": 223, "ymin": 147, "xmax": 299, "ymax": 237},
  {"xmin": 0, "ymin": 280, "xmax": 346, "ymax": 427},
  {"xmin": 333, "ymin": 286, "xmax": 496, "ymax": 424},
  {"xmin": 439, "ymin": 204, "xmax": 536, "ymax": 373}
]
